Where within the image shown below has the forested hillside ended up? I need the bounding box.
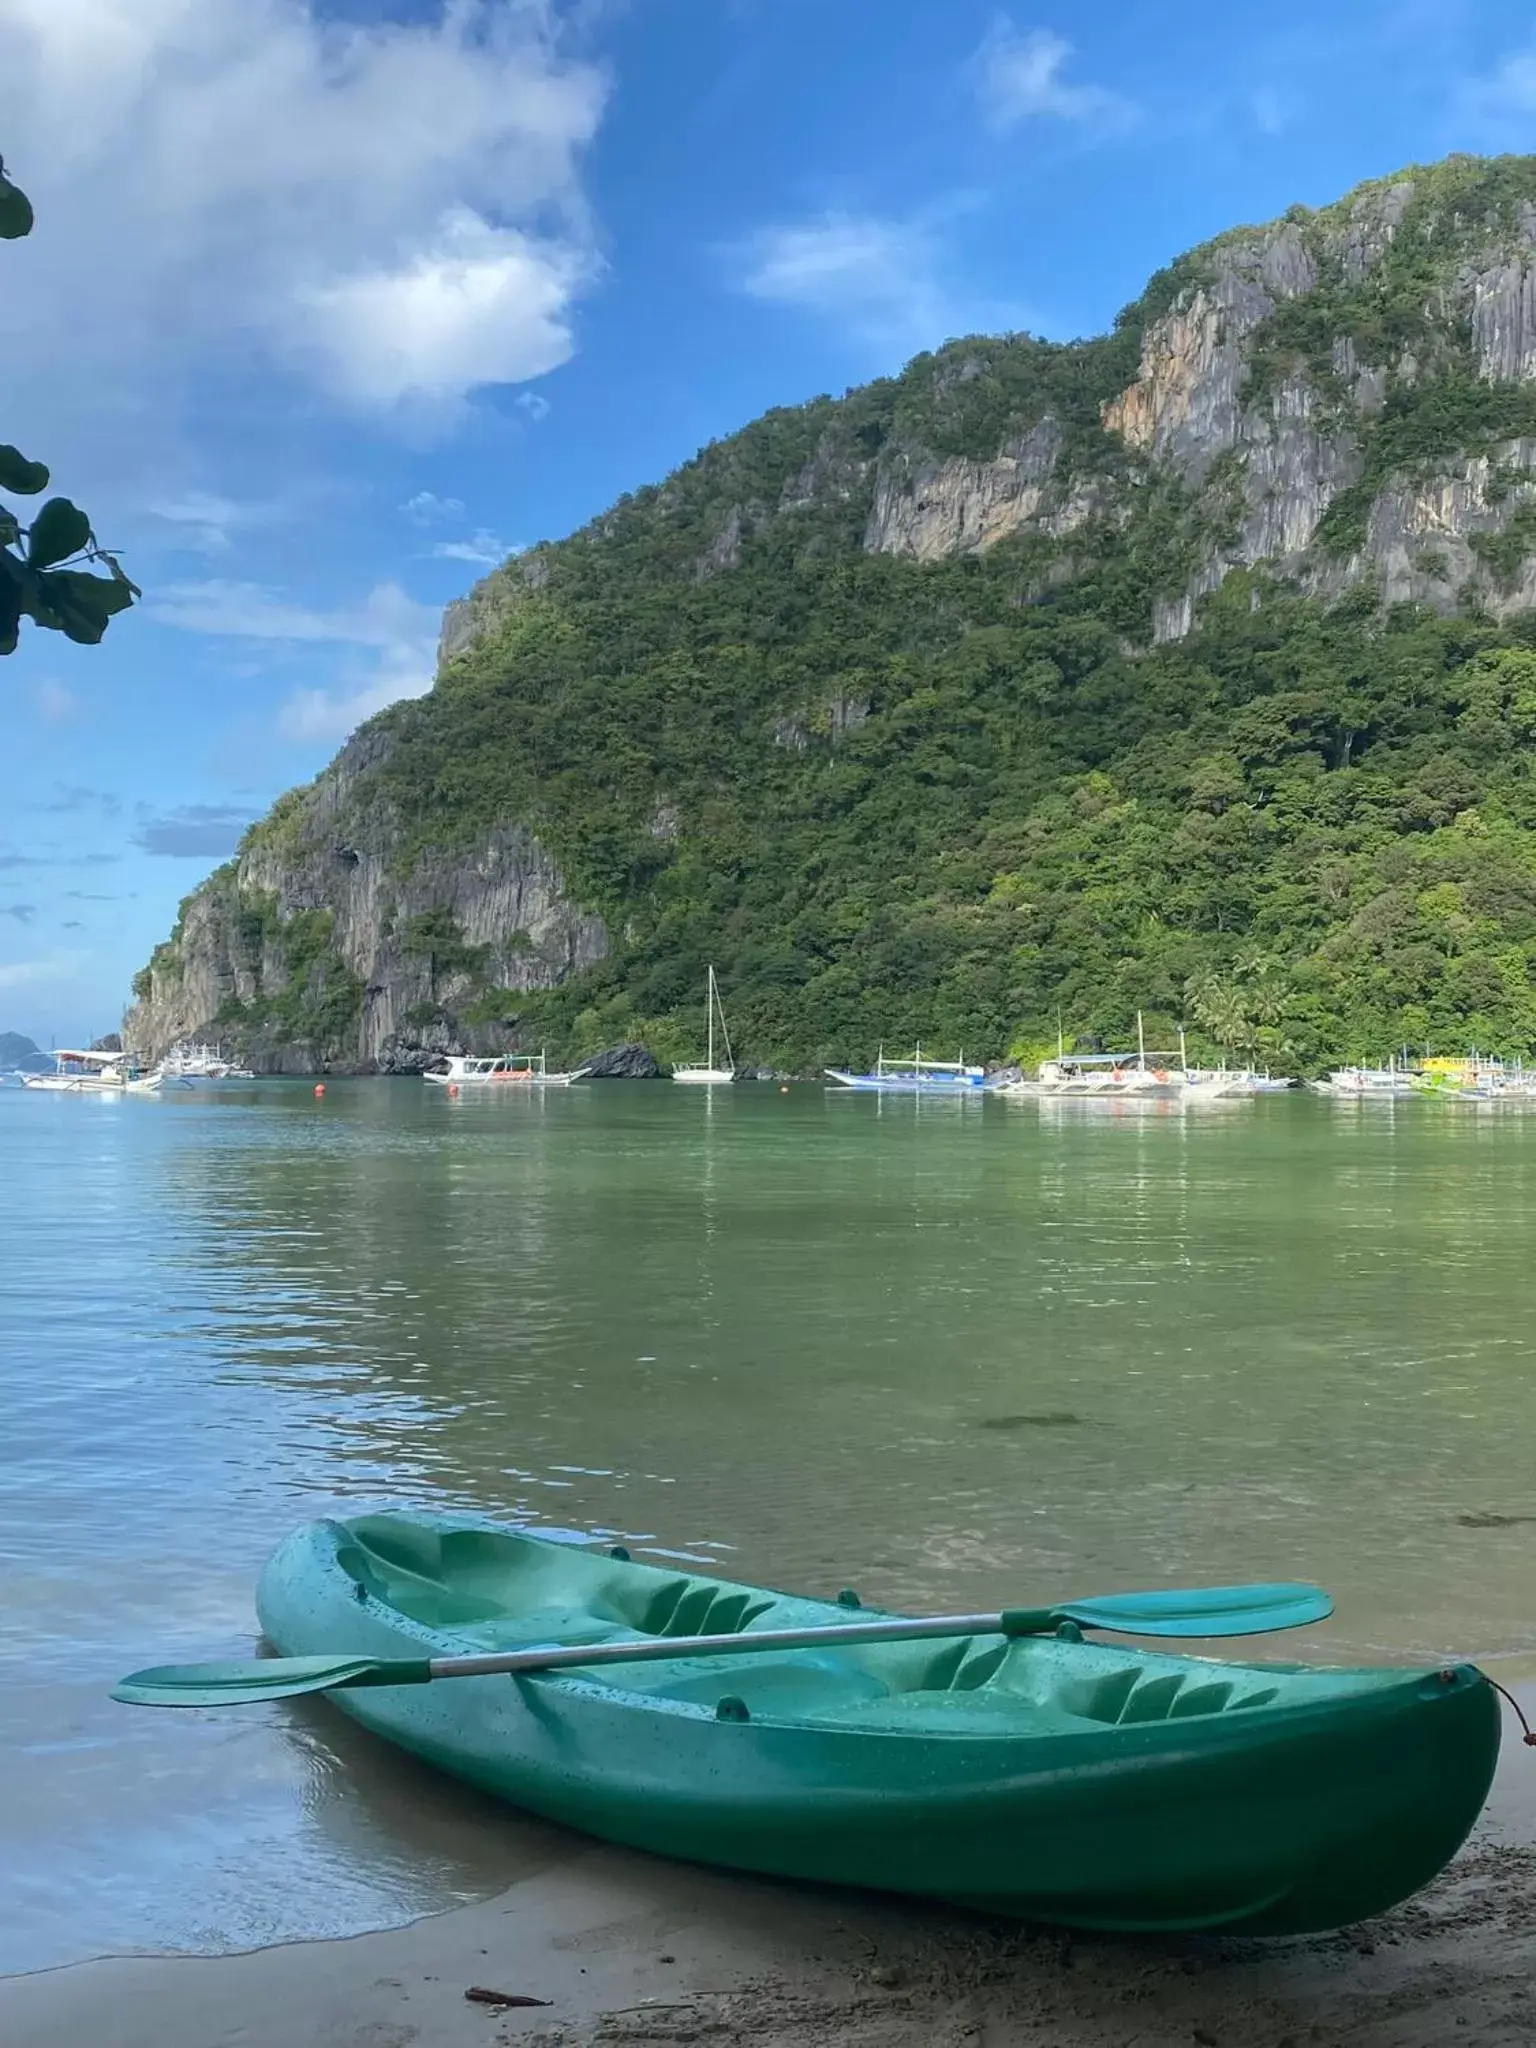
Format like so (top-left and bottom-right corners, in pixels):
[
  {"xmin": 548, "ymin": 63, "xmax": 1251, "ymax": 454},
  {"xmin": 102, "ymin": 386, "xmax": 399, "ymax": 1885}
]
[{"xmin": 130, "ymin": 156, "xmax": 1536, "ymax": 1073}]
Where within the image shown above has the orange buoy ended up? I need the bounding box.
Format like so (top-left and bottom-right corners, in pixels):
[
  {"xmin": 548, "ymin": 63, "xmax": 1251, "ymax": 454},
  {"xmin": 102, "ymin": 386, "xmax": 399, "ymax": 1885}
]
[{"xmin": 314, "ymin": 1083, "xmax": 326, "ymax": 1097}]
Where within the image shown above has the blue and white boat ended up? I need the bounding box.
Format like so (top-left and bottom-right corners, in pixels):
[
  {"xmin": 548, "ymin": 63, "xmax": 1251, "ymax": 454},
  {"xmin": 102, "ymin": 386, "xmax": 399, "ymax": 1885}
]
[{"xmin": 825, "ymin": 1047, "xmax": 986, "ymax": 1092}]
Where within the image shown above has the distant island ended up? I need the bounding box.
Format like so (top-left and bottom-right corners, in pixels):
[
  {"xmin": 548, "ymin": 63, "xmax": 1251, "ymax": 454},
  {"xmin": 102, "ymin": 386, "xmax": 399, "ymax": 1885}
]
[
  {"xmin": 0, "ymin": 1032, "xmax": 53, "ymax": 1073},
  {"xmin": 129, "ymin": 153, "xmax": 1536, "ymax": 1078}
]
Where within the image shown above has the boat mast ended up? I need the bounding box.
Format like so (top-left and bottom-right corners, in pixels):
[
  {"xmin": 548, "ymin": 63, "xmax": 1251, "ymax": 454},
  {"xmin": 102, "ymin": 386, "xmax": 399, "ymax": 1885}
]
[
  {"xmin": 715, "ymin": 968, "xmax": 733, "ymax": 1074},
  {"xmin": 1137, "ymin": 1010, "xmax": 1146, "ymax": 1073},
  {"xmin": 706, "ymin": 966, "xmax": 714, "ymax": 1072}
]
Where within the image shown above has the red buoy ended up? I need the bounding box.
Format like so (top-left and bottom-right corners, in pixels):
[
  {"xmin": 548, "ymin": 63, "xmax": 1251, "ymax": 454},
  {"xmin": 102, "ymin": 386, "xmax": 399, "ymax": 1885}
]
[{"xmin": 314, "ymin": 1083, "xmax": 326, "ymax": 1098}]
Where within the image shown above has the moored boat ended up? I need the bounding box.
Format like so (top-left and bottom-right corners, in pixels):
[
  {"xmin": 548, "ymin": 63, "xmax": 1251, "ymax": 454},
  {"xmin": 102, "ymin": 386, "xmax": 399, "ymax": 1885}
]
[
  {"xmin": 825, "ymin": 1047, "xmax": 985, "ymax": 1092},
  {"xmin": 423, "ymin": 1051, "xmax": 574, "ymax": 1087},
  {"xmin": 672, "ymin": 965, "xmax": 735, "ymax": 1084},
  {"xmin": 22, "ymin": 1048, "xmax": 159, "ymax": 1094},
  {"xmin": 1308, "ymin": 1063, "xmax": 1417, "ymax": 1098},
  {"xmin": 256, "ymin": 1511, "xmax": 1498, "ymax": 1936},
  {"xmin": 1002, "ymin": 1019, "xmax": 1250, "ymax": 1104}
]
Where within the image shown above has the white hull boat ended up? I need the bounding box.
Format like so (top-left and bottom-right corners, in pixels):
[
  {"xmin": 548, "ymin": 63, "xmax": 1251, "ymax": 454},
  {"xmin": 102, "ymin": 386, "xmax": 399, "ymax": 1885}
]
[
  {"xmin": 825, "ymin": 1049, "xmax": 985, "ymax": 1092},
  {"xmin": 673, "ymin": 966, "xmax": 735, "ymax": 1084},
  {"xmin": 22, "ymin": 1048, "xmax": 160, "ymax": 1094},
  {"xmin": 424, "ymin": 1051, "xmax": 573, "ymax": 1087},
  {"xmin": 1002, "ymin": 1019, "xmax": 1251, "ymax": 1105}
]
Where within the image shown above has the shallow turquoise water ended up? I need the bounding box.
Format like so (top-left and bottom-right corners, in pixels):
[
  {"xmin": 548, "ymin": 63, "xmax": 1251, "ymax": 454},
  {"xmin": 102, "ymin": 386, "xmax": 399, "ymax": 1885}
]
[{"xmin": 4, "ymin": 1079, "xmax": 1536, "ymax": 1970}]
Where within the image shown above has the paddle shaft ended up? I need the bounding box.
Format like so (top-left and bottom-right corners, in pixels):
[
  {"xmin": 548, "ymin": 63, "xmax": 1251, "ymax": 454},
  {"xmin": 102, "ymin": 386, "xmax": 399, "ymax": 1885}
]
[
  {"xmin": 111, "ymin": 1582, "xmax": 1331, "ymax": 1706},
  {"xmin": 419, "ymin": 1607, "xmax": 1065, "ymax": 1683}
]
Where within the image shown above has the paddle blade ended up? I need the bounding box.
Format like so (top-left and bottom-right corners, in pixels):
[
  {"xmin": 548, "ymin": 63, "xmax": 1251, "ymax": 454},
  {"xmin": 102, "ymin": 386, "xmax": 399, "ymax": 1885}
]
[
  {"xmin": 1058, "ymin": 1582, "xmax": 1333, "ymax": 1639},
  {"xmin": 112, "ymin": 1654, "xmax": 431, "ymax": 1707}
]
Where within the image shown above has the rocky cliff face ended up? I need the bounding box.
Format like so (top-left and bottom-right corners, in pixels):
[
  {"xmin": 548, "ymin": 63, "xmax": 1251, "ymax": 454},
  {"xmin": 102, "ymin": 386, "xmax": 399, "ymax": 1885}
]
[
  {"xmin": 130, "ymin": 155, "xmax": 1536, "ymax": 1069},
  {"xmin": 126, "ymin": 722, "xmax": 606, "ymax": 1071}
]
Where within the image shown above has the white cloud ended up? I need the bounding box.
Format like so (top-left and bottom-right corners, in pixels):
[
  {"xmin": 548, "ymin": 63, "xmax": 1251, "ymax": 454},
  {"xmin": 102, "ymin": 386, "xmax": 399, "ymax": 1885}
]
[
  {"xmin": 278, "ymin": 661, "xmax": 435, "ymax": 747},
  {"xmin": 0, "ymin": 949, "xmax": 88, "ymax": 991},
  {"xmin": 32, "ymin": 680, "xmax": 80, "ymax": 724},
  {"xmin": 974, "ymin": 21, "xmax": 1136, "ymax": 134},
  {"xmin": 299, "ymin": 205, "xmax": 590, "ymax": 408},
  {"xmin": 146, "ymin": 493, "xmax": 283, "ymax": 555},
  {"xmin": 0, "ymin": 0, "xmax": 608, "ymax": 436},
  {"xmin": 148, "ymin": 578, "xmax": 434, "ymax": 648},
  {"xmin": 148, "ymin": 578, "xmax": 439, "ymax": 749},
  {"xmin": 402, "ymin": 491, "xmax": 466, "ymax": 527},
  {"xmin": 516, "ymin": 390, "xmax": 552, "ymax": 422},
  {"xmin": 1452, "ymin": 38, "xmax": 1536, "ymax": 143},
  {"xmin": 739, "ymin": 212, "xmax": 955, "ymax": 351},
  {"xmin": 430, "ymin": 529, "xmax": 512, "ymax": 567},
  {"xmin": 736, "ymin": 207, "xmax": 1027, "ymax": 355}
]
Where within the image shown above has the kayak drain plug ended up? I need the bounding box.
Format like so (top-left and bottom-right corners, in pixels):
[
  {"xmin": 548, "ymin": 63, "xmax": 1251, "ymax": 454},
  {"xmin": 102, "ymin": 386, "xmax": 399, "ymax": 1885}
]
[{"xmin": 716, "ymin": 1696, "xmax": 750, "ymax": 1722}]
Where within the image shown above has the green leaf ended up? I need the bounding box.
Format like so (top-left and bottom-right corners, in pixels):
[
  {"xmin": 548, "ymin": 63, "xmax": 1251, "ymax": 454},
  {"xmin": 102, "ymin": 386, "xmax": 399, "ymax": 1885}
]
[
  {"xmin": 26, "ymin": 497, "xmax": 93, "ymax": 569},
  {"xmin": 0, "ymin": 172, "xmax": 34, "ymax": 241},
  {"xmin": 31, "ymin": 567, "xmax": 137, "ymax": 644},
  {"xmin": 0, "ymin": 507, "xmax": 19, "ymax": 550},
  {"xmin": 0, "ymin": 553, "xmax": 23, "ymax": 656},
  {"xmin": 0, "ymin": 446, "xmax": 50, "ymax": 496}
]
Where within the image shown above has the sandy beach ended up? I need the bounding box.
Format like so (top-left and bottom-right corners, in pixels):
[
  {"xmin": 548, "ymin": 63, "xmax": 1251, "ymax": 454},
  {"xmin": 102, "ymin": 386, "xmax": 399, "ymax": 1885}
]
[{"xmin": 7, "ymin": 1676, "xmax": 1536, "ymax": 2048}]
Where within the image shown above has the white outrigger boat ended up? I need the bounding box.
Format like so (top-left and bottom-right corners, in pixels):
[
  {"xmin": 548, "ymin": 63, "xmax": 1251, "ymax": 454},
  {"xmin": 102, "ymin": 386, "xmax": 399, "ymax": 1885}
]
[
  {"xmin": 1308, "ymin": 1061, "xmax": 1416, "ymax": 1099},
  {"xmin": 160, "ymin": 1041, "xmax": 254, "ymax": 1080},
  {"xmin": 1002, "ymin": 1019, "xmax": 1248, "ymax": 1104},
  {"xmin": 672, "ymin": 965, "xmax": 735, "ymax": 1084},
  {"xmin": 22, "ymin": 1048, "xmax": 163, "ymax": 1094},
  {"xmin": 825, "ymin": 1047, "xmax": 986, "ymax": 1092},
  {"xmin": 423, "ymin": 1051, "xmax": 573, "ymax": 1088}
]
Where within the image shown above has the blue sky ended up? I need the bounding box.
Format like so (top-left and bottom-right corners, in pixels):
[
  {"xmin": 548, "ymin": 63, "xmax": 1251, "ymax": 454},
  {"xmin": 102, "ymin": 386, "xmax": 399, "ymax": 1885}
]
[{"xmin": 4, "ymin": 0, "xmax": 1536, "ymax": 1044}]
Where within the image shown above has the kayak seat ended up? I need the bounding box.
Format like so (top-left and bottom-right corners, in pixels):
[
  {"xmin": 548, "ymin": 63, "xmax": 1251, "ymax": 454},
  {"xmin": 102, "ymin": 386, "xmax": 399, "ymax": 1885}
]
[{"xmin": 339, "ymin": 1522, "xmax": 787, "ymax": 1642}]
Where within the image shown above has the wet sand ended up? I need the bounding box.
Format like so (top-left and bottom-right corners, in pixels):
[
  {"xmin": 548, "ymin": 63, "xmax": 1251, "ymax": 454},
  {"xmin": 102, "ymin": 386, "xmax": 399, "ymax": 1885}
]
[{"xmin": 7, "ymin": 1681, "xmax": 1536, "ymax": 2048}]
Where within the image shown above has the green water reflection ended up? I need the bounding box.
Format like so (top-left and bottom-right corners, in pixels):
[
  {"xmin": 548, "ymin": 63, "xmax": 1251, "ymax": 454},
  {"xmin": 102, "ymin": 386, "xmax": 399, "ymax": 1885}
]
[{"xmin": 5, "ymin": 1081, "xmax": 1536, "ymax": 1968}]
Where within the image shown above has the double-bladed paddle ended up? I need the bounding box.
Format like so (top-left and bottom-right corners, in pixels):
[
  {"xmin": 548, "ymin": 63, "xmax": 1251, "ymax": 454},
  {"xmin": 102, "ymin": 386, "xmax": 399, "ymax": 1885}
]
[{"xmin": 113, "ymin": 1580, "xmax": 1332, "ymax": 1708}]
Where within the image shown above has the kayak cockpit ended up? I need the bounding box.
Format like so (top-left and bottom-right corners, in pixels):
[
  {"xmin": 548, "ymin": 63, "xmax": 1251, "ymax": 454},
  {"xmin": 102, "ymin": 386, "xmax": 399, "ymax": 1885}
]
[{"xmin": 326, "ymin": 1515, "xmax": 1363, "ymax": 1736}]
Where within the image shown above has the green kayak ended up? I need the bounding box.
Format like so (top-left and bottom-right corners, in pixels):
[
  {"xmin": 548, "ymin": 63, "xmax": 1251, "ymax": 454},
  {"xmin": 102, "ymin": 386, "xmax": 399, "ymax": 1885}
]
[{"xmin": 256, "ymin": 1512, "xmax": 1499, "ymax": 1935}]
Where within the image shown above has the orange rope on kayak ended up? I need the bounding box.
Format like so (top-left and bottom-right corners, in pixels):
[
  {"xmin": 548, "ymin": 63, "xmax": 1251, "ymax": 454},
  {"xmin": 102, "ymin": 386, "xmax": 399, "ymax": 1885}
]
[{"xmin": 1482, "ymin": 1672, "xmax": 1536, "ymax": 1745}]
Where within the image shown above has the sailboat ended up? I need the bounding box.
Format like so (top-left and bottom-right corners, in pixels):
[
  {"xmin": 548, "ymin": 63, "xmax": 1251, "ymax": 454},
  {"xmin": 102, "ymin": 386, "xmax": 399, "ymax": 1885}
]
[{"xmin": 672, "ymin": 966, "xmax": 735, "ymax": 1084}]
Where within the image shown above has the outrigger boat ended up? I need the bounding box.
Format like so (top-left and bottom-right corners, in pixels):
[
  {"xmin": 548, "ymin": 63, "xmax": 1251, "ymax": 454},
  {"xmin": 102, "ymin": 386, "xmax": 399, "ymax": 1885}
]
[
  {"xmin": 22, "ymin": 1048, "xmax": 162, "ymax": 1094},
  {"xmin": 1309, "ymin": 1062, "xmax": 1416, "ymax": 1099},
  {"xmin": 1003, "ymin": 1019, "xmax": 1248, "ymax": 1103},
  {"xmin": 825, "ymin": 1046, "xmax": 985, "ymax": 1092},
  {"xmin": 1411, "ymin": 1056, "xmax": 1536, "ymax": 1102},
  {"xmin": 423, "ymin": 1051, "xmax": 573, "ymax": 1088},
  {"xmin": 116, "ymin": 1513, "xmax": 1501, "ymax": 1937}
]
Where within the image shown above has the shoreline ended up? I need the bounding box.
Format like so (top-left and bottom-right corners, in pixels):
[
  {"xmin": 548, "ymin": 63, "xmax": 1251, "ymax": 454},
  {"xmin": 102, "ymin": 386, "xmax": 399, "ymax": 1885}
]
[{"xmin": 8, "ymin": 1678, "xmax": 1536, "ymax": 2048}]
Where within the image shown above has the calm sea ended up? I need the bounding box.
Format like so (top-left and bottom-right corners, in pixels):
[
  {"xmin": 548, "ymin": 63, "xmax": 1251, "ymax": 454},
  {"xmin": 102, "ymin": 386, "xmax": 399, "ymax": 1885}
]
[{"xmin": 5, "ymin": 1079, "xmax": 1536, "ymax": 1971}]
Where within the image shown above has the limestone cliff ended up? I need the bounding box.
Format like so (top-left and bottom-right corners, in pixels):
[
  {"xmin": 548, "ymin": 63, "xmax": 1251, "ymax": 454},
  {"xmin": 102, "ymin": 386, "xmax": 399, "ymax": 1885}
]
[
  {"xmin": 125, "ymin": 722, "xmax": 605, "ymax": 1071},
  {"xmin": 857, "ymin": 164, "xmax": 1536, "ymax": 633},
  {"xmin": 128, "ymin": 154, "xmax": 1536, "ymax": 1072}
]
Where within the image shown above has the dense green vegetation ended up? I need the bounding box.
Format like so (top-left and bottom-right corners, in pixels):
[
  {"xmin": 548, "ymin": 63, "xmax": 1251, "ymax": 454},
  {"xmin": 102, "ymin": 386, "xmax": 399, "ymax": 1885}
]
[
  {"xmin": 148, "ymin": 154, "xmax": 1536, "ymax": 1073},
  {"xmin": 375, "ymin": 547, "xmax": 1536, "ymax": 1073}
]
